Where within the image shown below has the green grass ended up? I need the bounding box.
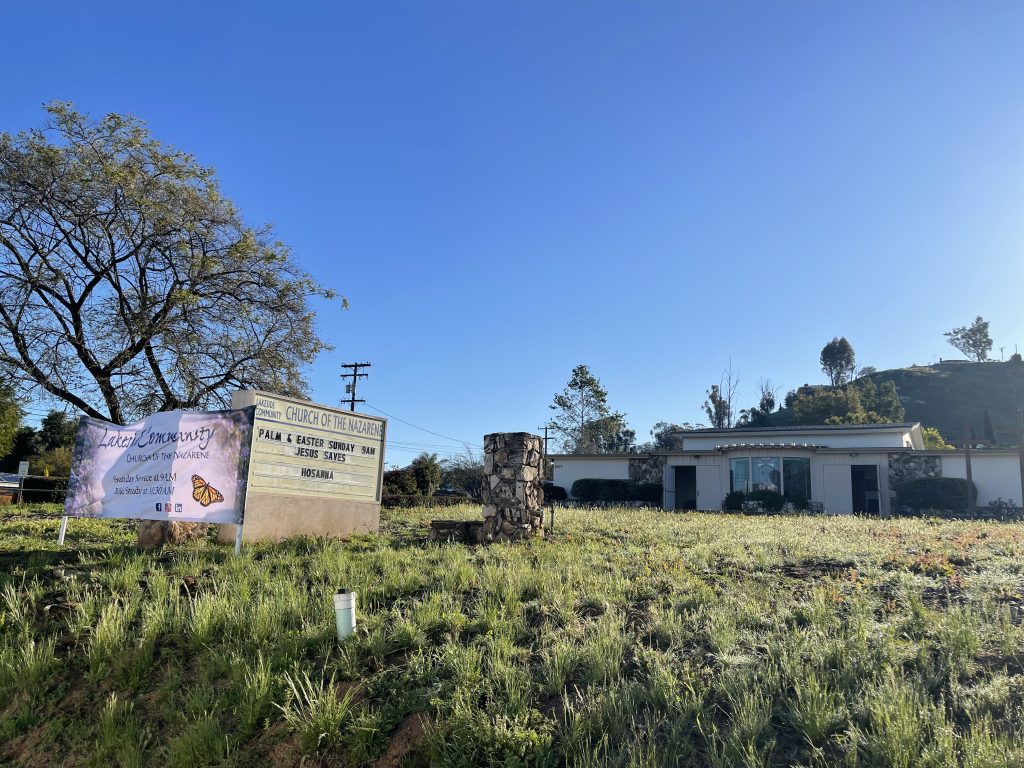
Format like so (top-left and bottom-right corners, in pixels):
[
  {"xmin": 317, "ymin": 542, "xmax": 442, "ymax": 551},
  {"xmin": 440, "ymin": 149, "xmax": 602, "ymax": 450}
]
[{"xmin": 2, "ymin": 502, "xmax": 1024, "ymax": 766}]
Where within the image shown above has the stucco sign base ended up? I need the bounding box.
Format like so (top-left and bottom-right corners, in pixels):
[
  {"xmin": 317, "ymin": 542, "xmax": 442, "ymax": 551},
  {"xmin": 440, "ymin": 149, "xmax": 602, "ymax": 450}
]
[{"xmin": 218, "ymin": 494, "xmax": 379, "ymax": 543}]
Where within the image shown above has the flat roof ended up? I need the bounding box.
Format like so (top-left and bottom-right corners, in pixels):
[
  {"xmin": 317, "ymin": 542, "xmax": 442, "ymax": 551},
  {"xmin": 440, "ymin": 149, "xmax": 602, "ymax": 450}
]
[
  {"xmin": 673, "ymin": 422, "xmax": 920, "ymax": 435},
  {"xmin": 548, "ymin": 453, "xmax": 650, "ymax": 460}
]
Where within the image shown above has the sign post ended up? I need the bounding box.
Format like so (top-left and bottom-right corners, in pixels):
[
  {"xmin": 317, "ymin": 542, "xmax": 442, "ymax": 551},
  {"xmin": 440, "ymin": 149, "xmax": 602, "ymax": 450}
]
[{"xmin": 15, "ymin": 461, "xmax": 28, "ymax": 505}]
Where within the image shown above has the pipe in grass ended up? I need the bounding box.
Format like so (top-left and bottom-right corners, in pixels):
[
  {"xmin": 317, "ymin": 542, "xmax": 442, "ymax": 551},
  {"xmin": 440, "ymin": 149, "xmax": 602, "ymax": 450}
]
[{"xmin": 333, "ymin": 590, "xmax": 357, "ymax": 641}]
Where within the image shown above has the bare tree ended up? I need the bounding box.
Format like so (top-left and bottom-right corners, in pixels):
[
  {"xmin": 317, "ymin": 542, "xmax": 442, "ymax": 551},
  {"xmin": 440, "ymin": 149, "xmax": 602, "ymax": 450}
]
[
  {"xmin": 721, "ymin": 359, "xmax": 741, "ymax": 428},
  {"xmin": 0, "ymin": 104, "xmax": 337, "ymax": 424},
  {"xmin": 755, "ymin": 378, "xmax": 780, "ymax": 412},
  {"xmin": 703, "ymin": 360, "xmax": 742, "ymax": 429}
]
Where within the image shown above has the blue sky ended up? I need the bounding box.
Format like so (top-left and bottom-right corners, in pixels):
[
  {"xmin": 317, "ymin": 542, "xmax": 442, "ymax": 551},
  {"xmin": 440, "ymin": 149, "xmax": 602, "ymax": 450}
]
[{"xmin": 5, "ymin": 2, "xmax": 1023, "ymax": 463}]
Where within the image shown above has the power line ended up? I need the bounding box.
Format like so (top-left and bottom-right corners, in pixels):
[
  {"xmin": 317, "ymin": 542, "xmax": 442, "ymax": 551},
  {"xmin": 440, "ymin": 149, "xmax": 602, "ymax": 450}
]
[{"xmin": 363, "ymin": 402, "xmax": 481, "ymax": 448}]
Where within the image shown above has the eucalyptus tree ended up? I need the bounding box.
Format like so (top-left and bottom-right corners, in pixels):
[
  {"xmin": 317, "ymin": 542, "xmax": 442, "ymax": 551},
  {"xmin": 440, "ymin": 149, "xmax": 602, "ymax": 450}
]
[{"xmin": 820, "ymin": 337, "xmax": 857, "ymax": 387}]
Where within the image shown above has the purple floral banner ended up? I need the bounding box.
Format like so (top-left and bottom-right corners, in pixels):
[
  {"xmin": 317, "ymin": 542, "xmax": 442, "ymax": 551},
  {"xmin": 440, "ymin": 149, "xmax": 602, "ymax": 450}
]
[{"xmin": 64, "ymin": 408, "xmax": 254, "ymax": 524}]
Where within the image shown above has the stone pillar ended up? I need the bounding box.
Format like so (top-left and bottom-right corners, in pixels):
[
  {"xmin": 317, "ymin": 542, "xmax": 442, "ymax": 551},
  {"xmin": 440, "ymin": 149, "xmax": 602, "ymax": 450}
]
[{"xmin": 480, "ymin": 432, "xmax": 544, "ymax": 543}]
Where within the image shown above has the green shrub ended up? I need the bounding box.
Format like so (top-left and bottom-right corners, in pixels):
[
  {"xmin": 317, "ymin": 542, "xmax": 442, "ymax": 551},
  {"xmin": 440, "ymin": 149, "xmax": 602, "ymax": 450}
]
[
  {"xmin": 383, "ymin": 468, "xmax": 417, "ymax": 496},
  {"xmin": 723, "ymin": 491, "xmax": 746, "ymax": 511},
  {"xmin": 21, "ymin": 475, "xmax": 67, "ymax": 503},
  {"xmin": 634, "ymin": 483, "xmax": 663, "ymax": 503},
  {"xmin": 748, "ymin": 490, "xmax": 785, "ymax": 513},
  {"xmin": 570, "ymin": 478, "xmax": 662, "ymax": 502},
  {"xmin": 895, "ymin": 477, "xmax": 977, "ymax": 515},
  {"xmin": 543, "ymin": 483, "xmax": 568, "ymax": 502},
  {"xmin": 723, "ymin": 490, "xmax": 788, "ymax": 513},
  {"xmin": 784, "ymin": 493, "xmax": 809, "ymax": 510}
]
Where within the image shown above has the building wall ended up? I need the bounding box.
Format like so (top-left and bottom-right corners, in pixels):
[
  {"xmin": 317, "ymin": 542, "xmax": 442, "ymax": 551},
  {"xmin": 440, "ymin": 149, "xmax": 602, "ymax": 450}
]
[
  {"xmin": 813, "ymin": 452, "xmax": 892, "ymax": 516},
  {"xmin": 663, "ymin": 454, "xmax": 725, "ymax": 509},
  {"xmin": 940, "ymin": 454, "xmax": 1023, "ymax": 506},
  {"xmin": 550, "ymin": 457, "xmax": 631, "ymax": 498},
  {"xmin": 680, "ymin": 430, "xmax": 913, "ymax": 451},
  {"xmin": 554, "ymin": 447, "xmax": 1023, "ymax": 513},
  {"xmin": 665, "ymin": 449, "xmax": 892, "ymax": 515}
]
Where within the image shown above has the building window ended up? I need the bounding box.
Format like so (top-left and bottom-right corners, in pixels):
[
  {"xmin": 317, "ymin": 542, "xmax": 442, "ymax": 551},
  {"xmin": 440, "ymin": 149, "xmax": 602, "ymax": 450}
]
[
  {"xmin": 783, "ymin": 458, "xmax": 811, "ymax": 502},
  {"xmin": 730, "ymin": 458, "xmax": 750, "ymax": 493},
  {"xmin": 751, "ymin": 457, "xmax": 781, "ymax": 492}
]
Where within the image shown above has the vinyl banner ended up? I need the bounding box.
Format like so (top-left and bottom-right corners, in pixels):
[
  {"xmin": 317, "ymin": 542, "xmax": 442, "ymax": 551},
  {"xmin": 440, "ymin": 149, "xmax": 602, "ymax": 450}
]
[{"xmin": 64, "ymin": 408, "xmax": 255, "ymax": 524}]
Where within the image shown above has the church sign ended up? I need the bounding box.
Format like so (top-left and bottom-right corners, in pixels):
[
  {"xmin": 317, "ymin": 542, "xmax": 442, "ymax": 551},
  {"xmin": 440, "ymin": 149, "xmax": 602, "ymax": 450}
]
[
  {"xmin": 64, "ymin": 408, "xmax": 255, "ymax": 524},
  {"xmin": 219, "ymin": 390, "xmax": 386, "ymax": 543}
]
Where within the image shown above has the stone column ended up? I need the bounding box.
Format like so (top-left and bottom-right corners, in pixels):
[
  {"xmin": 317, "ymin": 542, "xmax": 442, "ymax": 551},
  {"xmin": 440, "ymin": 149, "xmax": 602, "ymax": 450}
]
[{"xmin": 480, "ymin": 432, "xmax": 544, "ymax": 543}]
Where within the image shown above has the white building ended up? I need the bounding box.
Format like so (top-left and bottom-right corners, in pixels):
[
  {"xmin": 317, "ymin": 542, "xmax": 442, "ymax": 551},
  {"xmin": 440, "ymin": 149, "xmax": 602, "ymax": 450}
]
[{"xmin": 550, "ymin": 423, "xmax": 1023, "ymax": 515}]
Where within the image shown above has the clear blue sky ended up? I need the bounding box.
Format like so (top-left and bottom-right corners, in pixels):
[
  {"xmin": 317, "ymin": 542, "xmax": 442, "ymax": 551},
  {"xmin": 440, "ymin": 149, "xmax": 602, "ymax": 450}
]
[{"xmin": 5, "ymin": 2, "xmax": 1023, "ymax": 462}]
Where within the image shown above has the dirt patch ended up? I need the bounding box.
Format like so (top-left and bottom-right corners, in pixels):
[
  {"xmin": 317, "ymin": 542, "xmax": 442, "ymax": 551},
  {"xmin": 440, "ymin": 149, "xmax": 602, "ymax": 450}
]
[
  {"xmin": 921, "ymin": 582, "xmax": 968, "ymax": 609},
  {"xmin": 373, "ymin": 712, "xmax": 431, "ymax": 768},
  {"xmin": 258, "ymin": 721, "xmax": 305, "ymax": 768},
  {"xmin": 624, "ymin": 599, "xmax": 653, "ymax": 630},
  {"xmin": 539, "ymin": 694, "xmax": 569, "ymax": 724},
  {"xmin": 779, "ymin": 560, "xmax": 856, "ymax": 580},
  {"xmin": 577, "ymin": 600, "xmax": 605, "ymax": 619}
]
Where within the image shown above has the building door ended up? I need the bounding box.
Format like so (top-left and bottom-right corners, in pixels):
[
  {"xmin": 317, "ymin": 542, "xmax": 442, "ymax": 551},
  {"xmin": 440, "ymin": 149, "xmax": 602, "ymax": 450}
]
[
  {"xmin": 851, "ymin": 465, "xmax": 880, "ymax": 514},
  {"xmin": 674, "ymin": 467, "xmax": 697, "ymax": 510},
  {"xmin": 822, "ymin": 465, "xmax": 853, "ymax": 515},
  {"xmin": 696, "ymin": 465, "xmax": 722, "ymax": 510}
]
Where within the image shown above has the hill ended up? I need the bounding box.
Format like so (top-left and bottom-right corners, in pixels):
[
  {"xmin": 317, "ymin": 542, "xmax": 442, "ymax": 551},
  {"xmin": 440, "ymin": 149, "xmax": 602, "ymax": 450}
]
[
  {"xmin": 863, "ymin": 360, "xmax": 1024, "ymax": 445},
  {"xmin": 774, "ymin": 360, "xmax": 1024, "ymax": 446}
]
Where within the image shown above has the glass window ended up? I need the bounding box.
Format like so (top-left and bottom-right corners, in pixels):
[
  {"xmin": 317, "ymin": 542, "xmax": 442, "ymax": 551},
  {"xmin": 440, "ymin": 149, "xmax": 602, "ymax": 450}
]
[
  {"xmin": 751, "ymin": 458, "xmax": 781, "ymax": 492},
  {"xmin": 783, "ymin": 458, "xmax": 811, "ymax": 501},
  {"xmin": 730, "ymin": 458, "xmax": 750, "ymax": 493}
]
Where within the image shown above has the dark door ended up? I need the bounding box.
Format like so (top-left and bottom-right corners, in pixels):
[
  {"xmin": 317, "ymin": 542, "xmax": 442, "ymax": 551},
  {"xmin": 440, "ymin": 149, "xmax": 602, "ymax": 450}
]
[
  {"xmin": 675, "ymin": 466, "xmax": 697, "ymax": 510},
  {"xmin": 851, "ymin": 465, "xmax": 880, "ymax": 514}
]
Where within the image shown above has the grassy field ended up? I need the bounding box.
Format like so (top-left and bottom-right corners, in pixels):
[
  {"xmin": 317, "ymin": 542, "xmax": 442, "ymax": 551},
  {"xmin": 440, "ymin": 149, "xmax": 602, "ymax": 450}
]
[{"xmin": 2, "ymin": 504, "xmax": 1024, "ymax": 767}]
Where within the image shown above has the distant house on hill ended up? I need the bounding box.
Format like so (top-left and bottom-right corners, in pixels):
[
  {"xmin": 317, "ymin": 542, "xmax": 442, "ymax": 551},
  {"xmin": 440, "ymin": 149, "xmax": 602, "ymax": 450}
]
[{"xmin": 551, "ymin": 423, "xmax": 1023, "ymax": 515}]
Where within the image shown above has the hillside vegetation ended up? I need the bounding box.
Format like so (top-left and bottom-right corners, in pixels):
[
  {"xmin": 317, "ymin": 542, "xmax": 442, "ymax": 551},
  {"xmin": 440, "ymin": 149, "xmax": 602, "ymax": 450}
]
[
  {"xmin": 3, "ymin": 504, "xmax": 1024, "ymax": 766},
  {"xmin": 773, "ymin": 360, "xmax": 1024, "ymax": 445},
  {"xmin": 864, "ymin": 361, "xmax": 1024, "ymax": 445}
]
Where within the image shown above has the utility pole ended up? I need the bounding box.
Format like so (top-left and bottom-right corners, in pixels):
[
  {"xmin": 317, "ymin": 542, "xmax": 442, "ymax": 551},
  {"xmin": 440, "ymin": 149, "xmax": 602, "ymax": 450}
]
[
  {"xmin": 964, "ymin": 423, "xmax": 976, "ymax": 517},
  {"xmin": 537, "ymin": 424, "xmax": 558, "ymax": 482},
  {"xmin": 537, "ymin": 424, "xmax": 555, "ymax": 457},
  {"xmin": 340, "ymin": 362, "xmax": 371, "ymax": 412},
  {"xmin": 1018, "ymin": 409, "xmax": 1024, "ymax": 512}
]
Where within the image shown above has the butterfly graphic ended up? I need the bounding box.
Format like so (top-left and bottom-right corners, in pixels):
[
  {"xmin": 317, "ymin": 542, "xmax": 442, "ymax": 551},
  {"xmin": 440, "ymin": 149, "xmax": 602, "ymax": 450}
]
[{"xmin": 191, "ymin": 474, "xmax": 225, "ymax": 507}]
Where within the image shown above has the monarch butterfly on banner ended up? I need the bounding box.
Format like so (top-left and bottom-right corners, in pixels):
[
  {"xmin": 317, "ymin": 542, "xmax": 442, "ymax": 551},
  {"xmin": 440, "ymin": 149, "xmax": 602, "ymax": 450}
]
[{"xmin": 191, "ymin": 475, "xmax": 225, "ymax": 507}]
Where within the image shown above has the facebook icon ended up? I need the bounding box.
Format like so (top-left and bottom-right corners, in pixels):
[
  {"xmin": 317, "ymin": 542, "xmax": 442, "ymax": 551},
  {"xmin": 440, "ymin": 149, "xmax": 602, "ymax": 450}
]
[{"xmin": 155, "ymin": 503, "xmax": 162, "ymax": 512}]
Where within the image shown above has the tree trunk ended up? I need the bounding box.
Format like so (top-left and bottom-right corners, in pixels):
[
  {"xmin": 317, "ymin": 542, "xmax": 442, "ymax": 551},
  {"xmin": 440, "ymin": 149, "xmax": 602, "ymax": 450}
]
[{"xmin": 136, "ymin": 520, "xmax": 208, "ymax": 549}]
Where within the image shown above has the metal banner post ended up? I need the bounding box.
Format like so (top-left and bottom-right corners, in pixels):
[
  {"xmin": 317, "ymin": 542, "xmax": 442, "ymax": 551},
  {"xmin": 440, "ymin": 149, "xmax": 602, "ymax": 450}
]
[{"xmin": 57, "ymin": 516, "xmax": 69, "ymax": 546}]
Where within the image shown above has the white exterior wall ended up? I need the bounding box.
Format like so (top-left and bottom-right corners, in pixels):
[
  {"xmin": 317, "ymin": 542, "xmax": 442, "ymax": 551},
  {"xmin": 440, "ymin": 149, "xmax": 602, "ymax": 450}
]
[
  {"xmin": 663, "ymin": 455, "xmax": 724, "ymax": 509},
  {"xmin": 551, "ymin": 457, "xmax": 631, "ymax": 498},
  {"xmin": 680, "ymin": 429, "xmax": 914, "ymax": 451},
  {"xmin": 940, "ymin": 454, "xmax": 1023, "ymax": 506},
  {"xmin": 814, "ymin": 452, "xmax": 892, "ymax": 516},
  {"xmin": 665, "ymin": 449, "xmax": 892, "ymax": 515}
]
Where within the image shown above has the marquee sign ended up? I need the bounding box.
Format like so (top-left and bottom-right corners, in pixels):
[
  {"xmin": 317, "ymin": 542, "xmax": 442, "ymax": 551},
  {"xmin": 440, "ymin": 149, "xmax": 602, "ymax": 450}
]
[{"xmin": 242, "ymin": 391, "xmax": 386, "ymax": 502}]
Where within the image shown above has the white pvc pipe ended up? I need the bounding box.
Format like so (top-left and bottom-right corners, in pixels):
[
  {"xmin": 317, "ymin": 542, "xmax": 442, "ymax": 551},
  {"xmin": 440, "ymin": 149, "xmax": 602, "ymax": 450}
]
[{"xmin": 333, "ymin": 591, "xmax": 357, "ymax": 640}]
